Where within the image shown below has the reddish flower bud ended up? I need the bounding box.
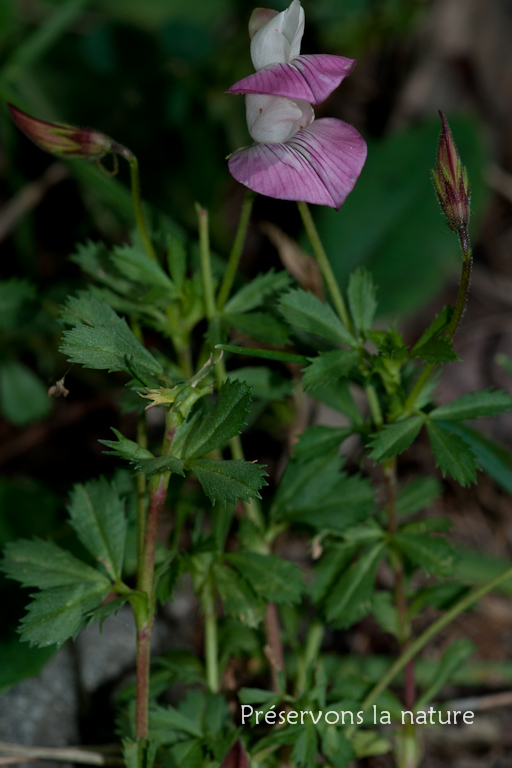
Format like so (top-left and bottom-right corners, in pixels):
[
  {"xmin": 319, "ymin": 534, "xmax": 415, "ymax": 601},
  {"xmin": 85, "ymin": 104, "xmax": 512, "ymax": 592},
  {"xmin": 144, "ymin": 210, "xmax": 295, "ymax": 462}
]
[
  {"xmin": 8, "ymin": 104, "xmax": 113, "ymax": 160},
  {"xmin": 432, "ymin": 110, "xmax": 470, "ymax": 231}
]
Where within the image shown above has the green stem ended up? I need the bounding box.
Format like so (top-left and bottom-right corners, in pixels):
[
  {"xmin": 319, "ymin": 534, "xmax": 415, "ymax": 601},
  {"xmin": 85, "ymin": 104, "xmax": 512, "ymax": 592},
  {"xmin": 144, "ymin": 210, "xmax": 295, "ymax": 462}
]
[
  {"xmin": 204, "ymin": 574, "xmax": 219, "ymax": 693},
  {"xmin": 217, "ymin": 190, "xmax": 255, "ymax": 311},
  {"xmin": 297, "ymin": 201, "xmax": 353, "ymax": 332},
  {"xmin": 366, "ymin": 384, "xmax": 383, "ymax": 428},
  {"xmin": 348, "ymin": 562, "xmax": 512, "ymax": 734},
  {"xmin": 405, "ymin": 226, "xmax": 472, "ymax": 414},
  {"xmin": 296, "ymin": 622, "xmax": 324, "ymax": 694},
  {"xmin": 196, "ymin": 204, "xmax": 216, "ymax": 322},
  {"xmin": 112, "ymin": 143, "xmax": 156, "ymax": 262}
]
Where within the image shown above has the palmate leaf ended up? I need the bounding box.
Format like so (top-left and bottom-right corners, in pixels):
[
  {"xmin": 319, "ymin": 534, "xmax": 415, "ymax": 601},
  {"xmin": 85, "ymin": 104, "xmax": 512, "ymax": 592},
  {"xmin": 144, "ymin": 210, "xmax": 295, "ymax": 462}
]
[
  {"xmin": 279, "ymin": 289, "xmax": 354, "ymax": 346},
  {"xmin": 19, "ymin": 582, "xmax": 111, "ymax": 648},
  {"xmin": 185, "ymin": 380, "xmax": 251, "ymax": 459},
  {"xmin": 60, "ymin": 293, "xmax": 163, "ymax": 379},
  {"xmin": 67, "ymin": 478, "xmax": 127, "ymax": 581},
  {"xmin": 1, "ymin": 538, "xmax": 110, "ymax": 589},
  {"xmin": 412, "ymin": 339, "xmax": 459, "ymax": 364},
  {"xmin": 430, "ymin": 389, "xmax": 512, "ymax": 421},
  {"xmin": 189, "ymin": 459, "xmax": 267, "ymax": 506},
  {"xmin": 426, "ymin": 421, "xmax": 477, "ymax": 487},
  {"xmin": 347, "ymin": 267, "xmax": 377, "ymax": 334},
  {"xmin": 226, "ymin": 552, "xmax": 305, "ymax": 605},
  {"xmin": 325, "ymin": 543, "xmax": 384, "ymax": 628}
]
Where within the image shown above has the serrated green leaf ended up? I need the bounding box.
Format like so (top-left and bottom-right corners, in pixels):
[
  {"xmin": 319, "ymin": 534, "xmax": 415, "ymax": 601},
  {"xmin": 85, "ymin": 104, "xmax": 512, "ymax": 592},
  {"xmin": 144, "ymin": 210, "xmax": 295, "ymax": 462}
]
[
  {"xmin": 132, "ymin": 456, "xmax": 185, "ymax": 479},
  {"xmin": 216, "ymin": 344, "xmax": 308, "ymax": 365},
  {"xmin": 369, "ymin": 416, "xmax": 424, "ymax": 461},
  {"xmin": 292, "ymin": 722, "xmax": 318, "ymax": 767},
  {"xmin": 310, "ymin": 543, "xmax": 358, "ymax": 604},
  {"xmin": 67, "ymin": 478, "xmax": 127, "ymax": 581},
  {"xmin": 148, "ymin": 704, "xmax": 203, "ymax": 740},
  {"xmin": 274, "ymin": 453, "xmax": 342, "ymax": 515},
  {"xmin": 60, "ymin": 294, "xmax": 163, "ymax": 378},
  {"xmin": 322, "ymin": 727, "xmax": 354, "ymax": 768},
  {"xmin": 227, "ymin": 367, "xmax": 293, "ymax": 401},
  {"xmin": 100, "ymin": 428, "xmax": 155, "ymax": 464},
  {"xmin": 426, "ymin": 421, "xmax": 477, "ymax": 486},
  {"xmin": 226, "ymin": 552, "xmax": 305, "ymax": 604},
  {"xmin": 0, "ymin": 360, "xmax": 52, "ymax": 426},
  {"xmin": 325, "ymin": 544, "xmax": 384, "ymax": 628},
  {"xmin": 224, "ymin": 270, "xmax": 290, "ymax": 315},
  {"xmin": 86, "ymin": 595, "xmax": 129, "ymax": 628},
  {"xmin": 293, "ymin": 425, "xmax": 352, "ymax": 461},
  {"xmin": 287, "ymin": 475, "xmax": 375, "ymax": 532},
  {"xmin": 302, "ymin": 350, "xmax": 359, "ymax": 391},
  {"xmin": 111, "ymin": 245, "xmax": 177, "ymax": 292},
  {"xmin": 413, "ymin": 338, "xmax": 459, "ymax": 364},
  {"xmin": 189, "ymin": 459, "xmax": 267, "ymax": 505},
  {"xmin": 185, "ymin": 380, "xmax": 251, "ymax": 459},
  {"xmin": 214, "ymin": 564, "xmax": 262, "ymax": 626},
  {"xmin": 279, "ymin": 289, "xmax": 354, "ymax": 346},
  {"xmin": 411, "ymin": 305, "xmax": 452, "ymax": 352},
  {"xmin": 430, "ymin": 389, "xmax": 512, "ymax": 421},
  {"xmin": 226, "ymin": 311, "xmax": 290, "ymax": 345},
  {"xmin": 122, "ymin": 738, "xmax": 158, "ymax": 768},
  {"xmin": 393, "ymin": 532, "xmax": 454, "ymax": 577},
  {"xmin": 348, "ymin": 267, "xmax": 377, "ymax": 334},
  {"xmin": 439, "ymin": 421, "xmax": 512, "ymax": 493},
  {"xmin": 1, "ymin": 539, "xmax": 110, "ymax": 589},
  {"xmin": 19, "ymin": 582, "xmax": 111, "ymax": 648},
  {"xmin": 395, "ymin": 478, "xmax": 442, "ymax": 516}
]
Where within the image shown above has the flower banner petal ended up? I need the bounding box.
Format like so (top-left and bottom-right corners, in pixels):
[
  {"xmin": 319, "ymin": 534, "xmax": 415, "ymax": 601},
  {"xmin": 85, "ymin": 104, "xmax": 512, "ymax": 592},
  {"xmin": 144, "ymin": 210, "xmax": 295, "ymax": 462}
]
[
  {"xmin": 250, "ymin": 0, "xmax": 305, "ymax": 69},
  {"xmin": 227, "ymin": 54, "xmax": 356, "ymax": 105},
  {"xmin": 228, "ymin": 118, "xmax": 367, "ymax": 209}
]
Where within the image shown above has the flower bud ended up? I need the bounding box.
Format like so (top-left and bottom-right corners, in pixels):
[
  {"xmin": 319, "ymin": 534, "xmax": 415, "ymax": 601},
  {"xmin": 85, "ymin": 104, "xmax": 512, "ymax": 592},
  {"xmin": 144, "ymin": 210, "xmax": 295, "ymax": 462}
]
[
  {"xmin": 432, "ymin": 110, "xmax": 470, "ymax": 231},
  {"xmin": 8, "ymin": 104, "xmax": 113, "ymax": 160}
]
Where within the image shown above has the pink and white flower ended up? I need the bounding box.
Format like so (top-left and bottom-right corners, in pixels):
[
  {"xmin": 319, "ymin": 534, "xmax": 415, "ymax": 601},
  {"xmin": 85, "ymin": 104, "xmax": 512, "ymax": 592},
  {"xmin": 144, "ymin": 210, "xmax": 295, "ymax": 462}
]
[{"xmin": 227, "ymin": 0, "xmax": 367, "ymax": 209}]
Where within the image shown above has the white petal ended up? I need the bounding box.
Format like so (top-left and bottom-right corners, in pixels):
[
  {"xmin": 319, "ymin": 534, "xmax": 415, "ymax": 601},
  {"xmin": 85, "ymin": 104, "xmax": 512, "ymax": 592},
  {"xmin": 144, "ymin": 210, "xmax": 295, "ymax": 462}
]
[
  {"xmin": 250, "ymin": 0, "xmax": 305, "ymax": 70},
  {"xmin": 246, "ymin": 93, "xmax": 314, "ymax": 144}
]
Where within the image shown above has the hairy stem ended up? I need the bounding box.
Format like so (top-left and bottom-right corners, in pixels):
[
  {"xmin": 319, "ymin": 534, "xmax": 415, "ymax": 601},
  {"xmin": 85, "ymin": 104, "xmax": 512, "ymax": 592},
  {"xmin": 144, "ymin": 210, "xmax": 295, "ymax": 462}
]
[
  {"xmin": 112, "ymin": 143, "xmax": 156, "ymax": 262},
  {"xmin": 297, "ymin": 201, "xmax": 353, "ymax": 332},
  {"xmin": 135, "ymin": 411, "xmax": 176, "ymax": 738},
  {"xmin": 217, "ymin": 189, "xmax": 255, "ymax": 310}
]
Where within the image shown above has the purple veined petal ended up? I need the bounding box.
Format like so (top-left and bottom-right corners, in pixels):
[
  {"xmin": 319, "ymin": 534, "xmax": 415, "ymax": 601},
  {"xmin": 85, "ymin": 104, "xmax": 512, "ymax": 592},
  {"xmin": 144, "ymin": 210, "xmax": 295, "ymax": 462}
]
[
  {"xmin": 227, "ymin": 54, "xmax": 356, "ymax": 105},
  {"xmin": 228, "ymin": 118, "xmax": 367, "ymax": 209}
]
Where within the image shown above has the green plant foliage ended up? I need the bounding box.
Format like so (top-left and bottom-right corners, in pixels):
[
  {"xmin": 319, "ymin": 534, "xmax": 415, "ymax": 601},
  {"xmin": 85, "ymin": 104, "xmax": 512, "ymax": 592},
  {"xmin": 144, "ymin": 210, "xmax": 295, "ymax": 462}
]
[
  {"xmin": 67, "ymin": 477, "xmax": 127, "ymax": 581},
  {"xmin": 325, "ymin": 544, "xmax": 384, "ymax": 628},
  {"xmin": 348, "ymin": 267, "xmax": 377, "ymax": 334},
  {"xmin": 184, "ymin": 380, "xmax": 251, "ymax": 458},
  {"xmin": 429, "ymin": 389, "xmax": 512, "ymax": 421},
  {"xmin": 279, "ymin": 288, "xmax": 354, "ymax": 346},
  {"xmin": 60, "ymin": 293, "xmax": 164, "ymax": 379},
  {"xmin": 426, "ymin": 421, "xmax": 478, "ymax": 486},
  {"xmin": 188, "ymin": 459, "xmax": 267, "ymax": 505},
  {"xmin": 302, "ymin": 350, "xmax": 359, "ymax": 391},
  {"xmin": 369, "ymin": 416, "xmax": 424, "ymax": 461},
  {"xmin": 226, "ymin": 552, "xmax": 305, "ymax": 605},
  {"xmin": 223, "ymin": 270, "xmax": 290, "ymax": 315}
]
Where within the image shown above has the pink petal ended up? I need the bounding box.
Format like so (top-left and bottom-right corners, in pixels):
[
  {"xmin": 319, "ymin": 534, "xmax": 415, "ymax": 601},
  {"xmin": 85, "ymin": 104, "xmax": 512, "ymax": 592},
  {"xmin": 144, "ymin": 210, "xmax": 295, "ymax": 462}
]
[
  {"xmin": 227, "ymin": 55, "xmax": 356, "ymax": 105},
  {"xmin": 228, "ymin": 118, "xmax": 367, "ymax": 209}
]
